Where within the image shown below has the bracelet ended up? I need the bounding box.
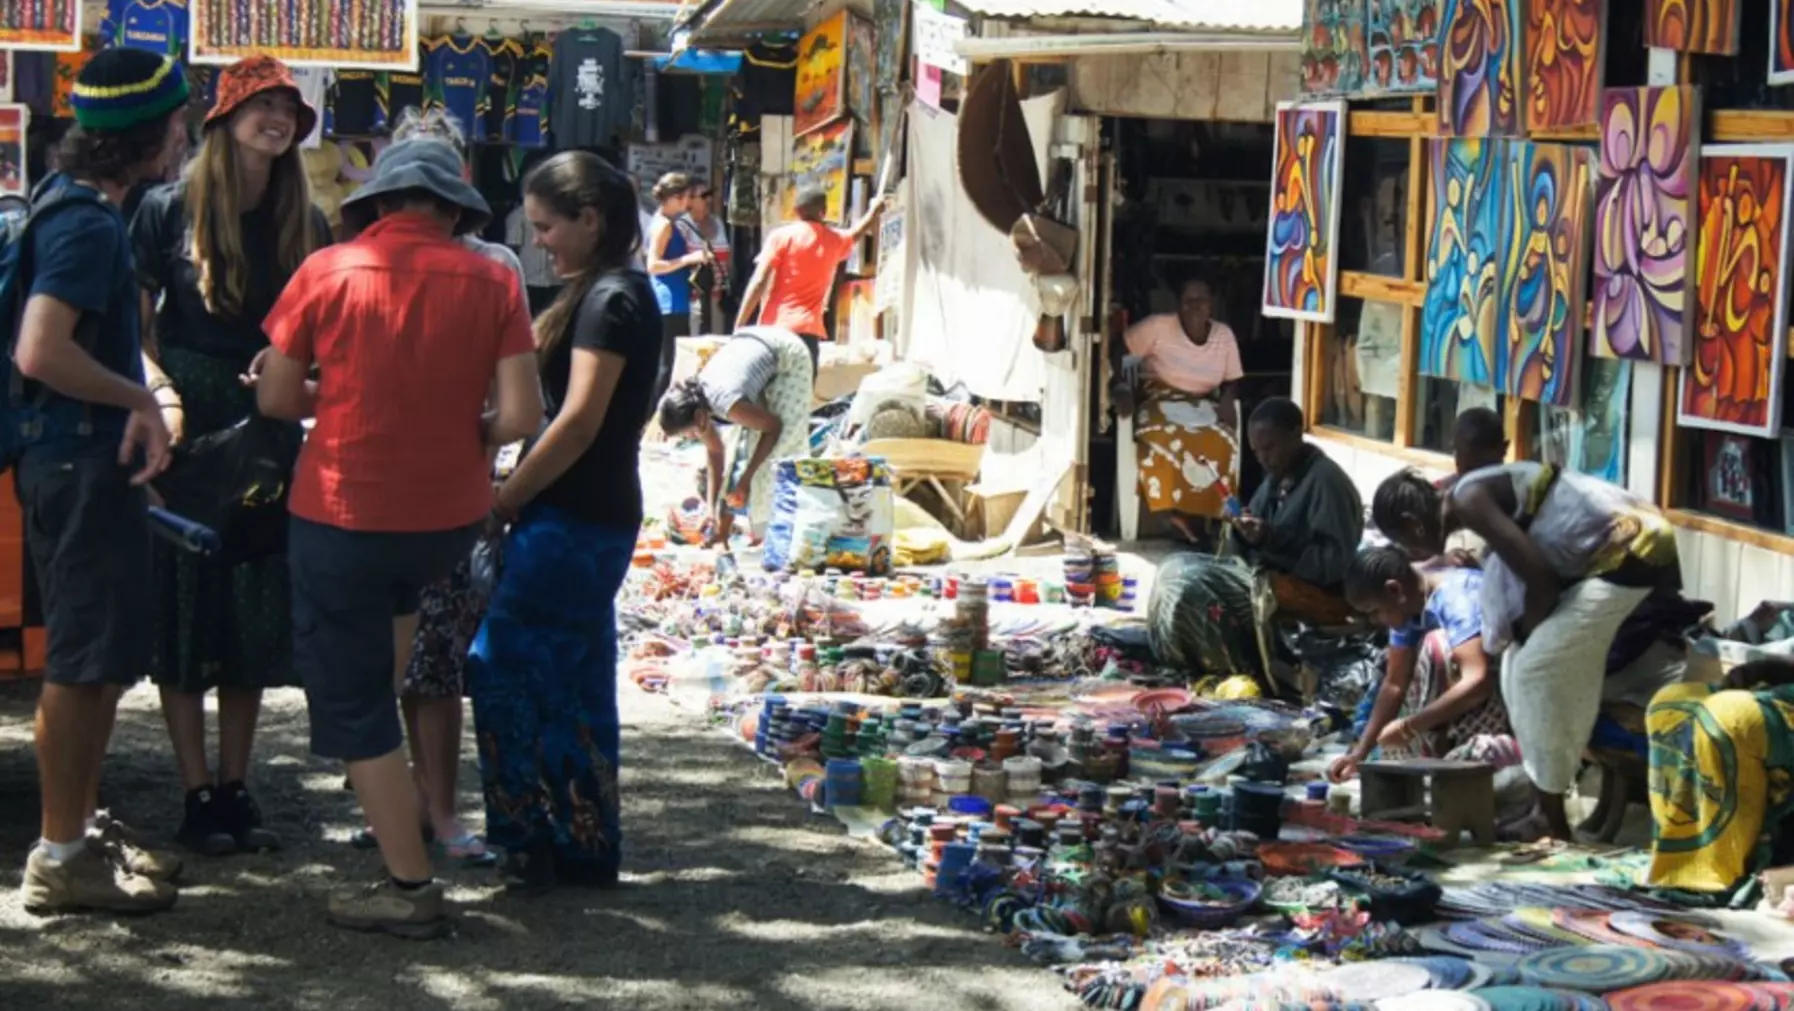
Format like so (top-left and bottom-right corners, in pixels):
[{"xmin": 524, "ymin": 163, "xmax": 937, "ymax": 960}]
[{"xmin": 159, "ymin": 402, "xmax": 183, "ymax": 411}]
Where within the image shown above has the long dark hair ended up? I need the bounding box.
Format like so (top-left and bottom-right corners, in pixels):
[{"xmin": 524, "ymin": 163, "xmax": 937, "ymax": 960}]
[{"xmin": 524, "ymin": 151, "xmax": 641, "ymax": 361}]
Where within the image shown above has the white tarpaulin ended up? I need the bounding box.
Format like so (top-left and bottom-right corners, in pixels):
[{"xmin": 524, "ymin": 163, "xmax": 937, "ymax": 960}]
[{"xmin": 900, "ymin": 93, "xmax": 1063, "ymax": 401}]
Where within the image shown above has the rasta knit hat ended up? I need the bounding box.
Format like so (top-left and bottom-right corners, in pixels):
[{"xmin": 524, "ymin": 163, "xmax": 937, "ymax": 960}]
[{"xmin": 71, "ymin": 48, "xmax": 189, "ymax": 132}]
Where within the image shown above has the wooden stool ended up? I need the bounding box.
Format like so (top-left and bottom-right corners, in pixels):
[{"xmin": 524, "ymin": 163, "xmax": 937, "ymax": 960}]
[
  {"xmin": 1359, "ymin": 758, "xmax": 1497, "ymax": 849},
  {"xmin": 1581, "ymin": 748, "xmax": 1648, "ymax": 844}
]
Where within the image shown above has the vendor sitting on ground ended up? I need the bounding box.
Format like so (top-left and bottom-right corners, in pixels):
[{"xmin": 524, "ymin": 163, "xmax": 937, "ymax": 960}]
[
  {"xmin": 1111, "ymin": 277, "xmax": 1243, "ymax": 546},
  {"xmin": 1372, "ymin": 463, "xmax": 1682, "ymax": 841},
  {"xmin": 1231, "ymin": 397, "xmax": 1364, "ymax": 626},
  {"xmin": 1645, "ymin": 658, "xmax": 1794, "ymax": 898},
  {"xmin": 657, "ymin": 326, "xmax": 815, "ymax": 541},
  {"xmin": 1330, "ymin": 546, "xmax": 1517, "ymax": 785}
]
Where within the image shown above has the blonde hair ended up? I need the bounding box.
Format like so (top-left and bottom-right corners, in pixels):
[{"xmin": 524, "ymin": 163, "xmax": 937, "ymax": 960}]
[
  {"xmin": 391, "ymin": 106, "xmax": 467, "ymax": 160},
  {"xmin": 184, "ymin": 124, "xmax": 323, "ymax": 318},
  {"xmin": 651, "ymin": 172, "xmax": 691, "ymax": 203}
]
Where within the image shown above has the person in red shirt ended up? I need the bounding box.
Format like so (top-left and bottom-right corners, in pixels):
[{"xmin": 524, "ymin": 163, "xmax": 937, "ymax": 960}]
[
  {"xmin": 733, "ymin": 185, "xmax": 886, "ymax": 374},
  {"xmin": 255, "ymin": 138, "xmax": 543, "ymax": 938}
]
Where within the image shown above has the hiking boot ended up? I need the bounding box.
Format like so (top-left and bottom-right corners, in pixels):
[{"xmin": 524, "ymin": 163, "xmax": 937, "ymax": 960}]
[
  {"xmin": 175, "ymin": 787, "xmax": 237, "ymax": 856},
  {"xmin": 500, "ymin": 842, "xmax": 556, "ymax": 897},
  {"xmin": 20, "ymin": 844, "xmax": 177, "ymax": 915},
  {"xmin": 92, "ymin": 811, "xmax": 184, "ymax": 882},
  {"xmin": 326, "ymin": 880, "xmax": 451, "ymax": 940},
  {"xmin": 217, "ymin": 781, "xmax": 281, "ymax": 852}
]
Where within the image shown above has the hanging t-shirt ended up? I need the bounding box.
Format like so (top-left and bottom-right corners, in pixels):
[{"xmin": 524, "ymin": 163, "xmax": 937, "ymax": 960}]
[
  {"xmin": 53, "ymin": 46, "xmax": 96, "ymax": 120},
  {"xmin": 735, "ymin": 41, "xmax": 797, "ymax": 120},
  {"xmin": 103, "ymin": 0, "xmax": 187, "ymax": 57},
  {"xmin": 14, "ymin": 53, "xmax": 53, "ymax": 115},
  {"xmin": 379, "ymin": 45, "xmax": 428, "ymax": 132},
  {"xmin": 291, "ymin": 67, "xmax": 328, "ymax": 149},
  {"xmin": 656, "ymin": 73, "xmax": 700, "ymax": 141},
  {"xmin": 479, "ymin": 37, "xmax": 519, "ymax": 142},
  {"xmin": 326, "ymin": 70, "xmax": 381, "ymax": 137},
  {"xmin": 551, "ymin": 28, "xmax": 632, "ymax": 151},
  {"xmin": 508, "ymin": 38, "xmax": 551, "ymax": 147},
  {"xmin": 427, "ymin": 34, "xmax": 490, "ymax": 142}
]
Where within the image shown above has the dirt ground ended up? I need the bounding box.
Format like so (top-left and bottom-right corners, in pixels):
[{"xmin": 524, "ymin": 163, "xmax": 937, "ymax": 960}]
[{"xmin": 0, "ymin": 680, "xmax": 1082, "ymax": 1011}]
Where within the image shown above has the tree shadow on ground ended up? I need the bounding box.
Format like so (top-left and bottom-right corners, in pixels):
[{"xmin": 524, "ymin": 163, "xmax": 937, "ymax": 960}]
[{"xmin": 0, "ymin": 680, "xmax": 1080, "ymax": 1011}]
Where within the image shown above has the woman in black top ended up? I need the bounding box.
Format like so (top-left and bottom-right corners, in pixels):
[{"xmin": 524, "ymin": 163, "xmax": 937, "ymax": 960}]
[
  {"xmin": 132, "ymin": 56, "xmax": 331, "ymax": 857},
  {"xmin": 469, "ymin": 150, "xmax": 662, "ymax": 893}
]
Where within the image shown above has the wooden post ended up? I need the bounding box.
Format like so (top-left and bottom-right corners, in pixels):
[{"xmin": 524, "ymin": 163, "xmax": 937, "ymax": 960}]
[{"xmin": 1394, "ymin": 96, "xmax": 1427, "ymax": 448}]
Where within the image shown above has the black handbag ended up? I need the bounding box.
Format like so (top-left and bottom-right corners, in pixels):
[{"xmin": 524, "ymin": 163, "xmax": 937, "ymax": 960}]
[{"xmin": 152, "ymin": 414, "xmax": 303, "ymax": 564}]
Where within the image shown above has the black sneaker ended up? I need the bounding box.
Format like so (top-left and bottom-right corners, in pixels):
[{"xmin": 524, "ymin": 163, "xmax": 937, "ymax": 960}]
[
  {"xmin": 499, "ymin": 843, "xmax": 556, "ymax": 897},
  {"xmin": 176, "ymin": 787, "xmax": 237, "ymax": 856},
  {"xmin": 217, "ymin": 781, "xmax": 281, "ymax": 852}
]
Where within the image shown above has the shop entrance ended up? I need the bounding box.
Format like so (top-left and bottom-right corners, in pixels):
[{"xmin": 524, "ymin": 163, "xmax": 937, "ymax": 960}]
[{"xmin": 1086, "ymin": 116, "xmax": 1290, "ymax": 541}]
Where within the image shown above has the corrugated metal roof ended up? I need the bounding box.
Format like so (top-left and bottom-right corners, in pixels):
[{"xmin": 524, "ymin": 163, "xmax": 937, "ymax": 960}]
[
  {"xmin": 674, "ymin": 0, "xmax": 806, "ymax": 37},
  {"xmin": 950, "ymin": 0, "xmax": 1300, "ymax": 32}
]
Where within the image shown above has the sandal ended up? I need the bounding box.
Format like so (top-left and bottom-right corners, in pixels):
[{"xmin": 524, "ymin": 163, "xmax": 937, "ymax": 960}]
[
  {"xmin": 349, "ymin": 824, "xmax": 436, "ymax": 850},
  {"xmin": 434, "ymin": 833, "xmax": 499, "ymax": 868}
]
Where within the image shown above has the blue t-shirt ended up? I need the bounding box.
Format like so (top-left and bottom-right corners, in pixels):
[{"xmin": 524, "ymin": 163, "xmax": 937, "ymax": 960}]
[
  {"xmin": 507, "ymin": 41, "xmax": 551, "ymax": 148},
  {"xmin": 652, "ymin": 218, "xmax": 692, "ymax": 314},
  {"xmin": 27, "ymin": 176, "xmax": 142, "ymax": 451},
  {"xmin": 1388, "ymin": 566, "xmax": 1485, "ymax": 650}
]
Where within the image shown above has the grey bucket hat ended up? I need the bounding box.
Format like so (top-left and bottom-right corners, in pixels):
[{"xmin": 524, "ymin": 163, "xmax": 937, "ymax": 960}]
[{"xmin": 341, "ymin": 138, "xmax": 490, "ymax": 235}]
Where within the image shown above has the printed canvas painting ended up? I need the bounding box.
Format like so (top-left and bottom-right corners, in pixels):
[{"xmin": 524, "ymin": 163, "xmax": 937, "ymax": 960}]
[
  {"xmin": 1438, "ymin": 0, "xmax": 1523, "ymax": 136},
  {"xmin": 1522, "ymin": 0, "xmax": 1604, "ymax": 132},
  {"xmin": 1774, "ymin": 0, "xmax": 1794, "ymax": 85},
  {"xmin": 845, "ymin": 14, "xmax": 876, "ymax": 124},
  {"xmin": 1302, "ymin": 0, "xmax": 1369, "ymax": 96},
  {"xmin": 1679, "ymin": 145, "xmax": 1794, "ymax": 437},
  {"xmin": 794, "ymin": 11, "xmax": 847, "ymax": 138},
  {"xmin": 1365, "ymin": 0, "xmax": 1442, "ymax": 95},
  {"xmin": 786, "ymin": 118, "xmax": 855, "ymax": 225},
  {"xmin": 1421, "ymin": 138, "xmax": 1508, "ymax": 387},
  {"xmin": 1263, "ymin": 101, "xmax": 1347, "ymax": 323},
  {"xmin": 1645, "ymin": 0, "xmax": 1739, "ymax": 55},
  {"xmin": 1500, "ymin": 141, "xmax": 1595, "ymax": 406},
  {"xmin": 1591, "ymin": 86, "xmax": 1699, "ymax": 365}
]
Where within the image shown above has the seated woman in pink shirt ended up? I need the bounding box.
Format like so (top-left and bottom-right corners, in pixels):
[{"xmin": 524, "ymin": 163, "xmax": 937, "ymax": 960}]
[{"xmin": 1111, "ymin": 277, "xmax": 1243, "ymax": 545}]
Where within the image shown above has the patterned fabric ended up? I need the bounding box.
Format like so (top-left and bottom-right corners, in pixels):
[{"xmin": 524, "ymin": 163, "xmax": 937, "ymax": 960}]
[
  {"xmin": 1646, "ymin": 682, "xmax": 1794, "ymax": 895},
  {"xmin": 1378, "ymin": 628, "xmax": 1516, "ymax": 766},
  {"xmin": 1267, "ymin": 571, "xmax": 1358, "ymax": 626},
  {"xmin": 1132, "ymin": 381, "xmax": 1237, "ymax": 520},
  {"xmin": 148, "ymin": 346, "xmax": 296, "ymax": 692},
  {"xmin": 698, "ymin": 330, "xmax": 779, "ymax": 419},
  {"xmin": 468, "ymin": 506, "xmax": 634, "ymax": 875},
  {"xmin": 732, "ymin": 327, "xmax": 815, "ymax": 530},
  {"xmin": 204, "ymin": 54, "xmax": 317, "ymax": 139},
  {"xmin": 1390, "ymin": 567, "xmax": 1486, "ymax": 649},
  {"xmin": 1145, "ymin": 552, "xmax": 1263, "ymax": 678},
  {"xmin": 403, "ymin": 558, "xmax": 485, "ymax": 698}
]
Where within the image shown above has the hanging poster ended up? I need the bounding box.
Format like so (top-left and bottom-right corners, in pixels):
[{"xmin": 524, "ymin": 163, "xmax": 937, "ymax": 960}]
[
  {"xmin": 189, "ymin": 0, "xmax": 419, "ymax": 70},
  {"xmin": 0, "ymin": 104, "xmax": 25, "ymax": 197},
  {"xmin": 1774, "ymin": 0, "xmax": 1794, "ymax": 85},
  {"xmin": 1679, "ymin": 144, "xmax": 1794, "ymax": 437},
  {"xmin": 1522, "ymin": 0, "xmax": 1604, "ymax": 132},
  {"xmin": 1500, "ymin": 141, "xmax": 1595, "ymax": 407},
  {"xmin": 875, "ymin": 190, "xmax": 906, "ymax": 313},
  {"xmin": 1703, "ymin": 432, "xmax": 1758, "ymax": 520},
  {"xmin": 1437, "ymin": 0, "xmax": 1523, "ymax": 137},
  {"xmin": 786, "ymin": 118, "xmax": 855, "ymax": 226},
  {"xmin": 845, "ymin": 14, "xmax": 875, "ymax": 124},
  {"xmin": 1645, "ymin": 0, "xmax": 1739, "ymax": 55},
  {"xmin": 1573, "ymin": 357, "xmax": 1632, "ymax": 484},
  {"xmin": 1590, "ymin": 86, "xmax": 1699, "ymax": 365},
  {"xmin": 0, "ymin": 0, "xmax": 81, "ymax": 51},
  {"xmin": 874, "ymin": 0, "xmax": 909, "ymax": 90},
  {"xmin": 1302, "ymin": 0, "xmax": 1369, "ymax": 96},
  {"xmin": 1262, "ymin": 100, "xmax": 1346, "ymax": 323},
  {"xmin": 1365, "ymin": 0, "xmax": 1442, "ymax": 96},
  {"xmin": 794, "ymin": 11, "xmax": 848, "ymax": 138},
  {"xmin": 1421, "ymin": 138, "xmax": 1506, "ymax": 388},
  {"xmin": 911, "ymin": 3, "xmax": 967, "ymax": 76},
  {"xmin": 834, "ymin": 278, "xmax": 877, "ymax": 345},
  {"xmin": 1354, "ymin": 300, "xmax": 1405, "ymax": 398},
  {"xmin": 625, "ymin": 136, "xmax": 714, "ymax": 199}
]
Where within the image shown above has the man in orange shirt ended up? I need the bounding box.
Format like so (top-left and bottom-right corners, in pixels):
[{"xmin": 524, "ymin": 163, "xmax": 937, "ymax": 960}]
[{"xmin": 734, "ymin": 186, "xmax": 886, "ymax": 374}]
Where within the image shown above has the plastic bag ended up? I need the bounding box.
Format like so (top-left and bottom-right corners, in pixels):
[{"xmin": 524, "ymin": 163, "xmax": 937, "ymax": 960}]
[
  {"xmin": 152, "ymin": 414, "xmax": 301, "ymax": 564},
  {"xmin": 469, "ymin": 536, "xmax": 503, "ymax": 597}
]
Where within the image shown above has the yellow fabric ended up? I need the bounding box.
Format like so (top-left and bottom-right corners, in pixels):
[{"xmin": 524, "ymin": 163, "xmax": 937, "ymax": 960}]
[
  {"xmin": 1645, "ymin": 682, "xmax": 1794, "ymax": 893},
  {"xmin": 1132, "ymin": 381, "xmax": 1239, "ymax": 520}
]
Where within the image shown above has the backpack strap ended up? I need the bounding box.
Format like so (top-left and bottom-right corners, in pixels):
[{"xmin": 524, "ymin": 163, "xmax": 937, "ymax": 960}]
[{"xmin": 7, "ymin": 183, "xmax": 119, "ymax": 436}]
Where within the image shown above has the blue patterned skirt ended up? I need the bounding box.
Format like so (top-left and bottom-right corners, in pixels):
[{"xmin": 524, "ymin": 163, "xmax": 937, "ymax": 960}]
[{"xmin": 467, "ymin": 505, "xmax": 634, "ymax": 875}]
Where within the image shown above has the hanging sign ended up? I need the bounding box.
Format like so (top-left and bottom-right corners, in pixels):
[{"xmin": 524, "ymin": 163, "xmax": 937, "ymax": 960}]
[{"xmin": 912, "ymin": 4, "xmax": 967, "ymax": 75}]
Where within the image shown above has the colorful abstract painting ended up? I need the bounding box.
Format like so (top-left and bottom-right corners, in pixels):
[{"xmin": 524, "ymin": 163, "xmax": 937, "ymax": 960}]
[
  {"xmin": 1439, "ymin": 0, "xmax": 1523, "ymax": 136},
  {"xmin": 794, "ymin": 11, "xmax": 847, "ymax": 138},
  {"xmin": 1645, "ymin": 0, "xmax": 1739, "ymax": 55},
  {"xmin": 1679, "ymin": 145, "xmax": 1794, "ymax": 437},
  {"xmin": 1499, "ymin": 142, "xmax": 1595, "ymax": 406},
  {"xmin": 1263, "ymin": 101, "xmax": 1346, "ymax": 323},
  {"xmin": 1302, "ymin": 0, "xmax": 1369, "ymax": 96},
  {"xmin": 786, "ymin": 118, "xmax": 855, "ymax": 225},
  {"xmin": 1421, "ymin": 138, "xmax": 1508, "ymax": 387},
  {"xmin": 1522, "ymin": 0, "xmax": 1605, "ymax": 131},
  {"xmin": 1365, "ymin": 0, "xmax": 1442, "ymax": 95},
  {"xmin": 1590, "ymin": 86, "xmax": 1699, "ymax": 365},
  {"xmin": 1773, "ymin": 0, "xmax": 1794, "ymax": 85}
]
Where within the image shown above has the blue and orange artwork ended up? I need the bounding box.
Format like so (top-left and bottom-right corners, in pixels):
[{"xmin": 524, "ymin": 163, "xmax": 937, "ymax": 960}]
[
  {"xmin": 1262, "ymin": 100, "xmax": 1345, "ymax": 323},
  {"xmin": 1499, "ymin": 141, "xmax": 1595, "ymax": 407},
  {"xmin": 1421, "ymin": 138, "xmax": 1506, "ymax": 388}
]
